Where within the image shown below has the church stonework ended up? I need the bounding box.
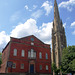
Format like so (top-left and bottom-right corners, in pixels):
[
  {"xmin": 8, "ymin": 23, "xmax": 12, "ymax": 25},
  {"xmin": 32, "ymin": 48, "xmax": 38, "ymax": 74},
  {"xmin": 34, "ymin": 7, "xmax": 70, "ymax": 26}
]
[{"xmin": 52, "ymin": 0, "xmax": 67, "ymax": 68}]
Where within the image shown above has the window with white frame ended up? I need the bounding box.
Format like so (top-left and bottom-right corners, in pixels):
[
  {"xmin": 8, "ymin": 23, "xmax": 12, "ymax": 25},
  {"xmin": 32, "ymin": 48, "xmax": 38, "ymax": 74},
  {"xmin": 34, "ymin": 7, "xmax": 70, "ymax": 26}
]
[
  {"xmin": 21, "ymin": 50, "xmax": 25, "ymax": 57},
  {"xmin": 31, "ymin": 49, "xmax": 34, "ymax": 57},
  {"xmin": 12, "ymin": 63, "xmax": 16, "ymax": 69},
  {"xmin": 21, "ymin": 64, "xmax": 24, "ymax": 69},
  {"xmin": 13, "ymin": 49, "xmax": 17, "ymax": 56},
  {"xmin": 34, "ymin": 52, "xmax": 36, "ymax": 58},
  {"xmin": 40, "ymin": 65, "xmax": 42, "ymax": 70},
  {"xmin": 28, "ymin": 49, "xmax": 36, "ymax": 58},
  {"xmin": 46, "ymin": 65, "xmax": 48, "ymax": 70},
  {"xmin": 28, "ymin": 51, "xmax": 30, "ymax": 58},
  {"xmin": 39, "ymin": 52, "xmax": 42, "ymax": 59},
  {"xmin": 46, "ymin": 53, "xmax": 48, "ymax": 59}
]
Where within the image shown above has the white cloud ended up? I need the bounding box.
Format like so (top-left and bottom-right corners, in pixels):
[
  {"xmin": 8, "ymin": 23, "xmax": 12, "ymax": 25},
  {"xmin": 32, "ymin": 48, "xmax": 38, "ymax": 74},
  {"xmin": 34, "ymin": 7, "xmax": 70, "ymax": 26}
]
[
  {"xmin": 63, "ymin": 23, "xmax": 66, "ymax": 28},
  {"xmin": 10, "ymin": 11, "xmax": 20, "ymax": 22},
  {"xmin": 0, "ymin": 18, "xmax": 53, "ymax": 52},
  {"xmin": 72, "ymin": 30, "xmax": 75, "ymax": 35},
  {"xmin": 33, "ymin": 5, "xmax": 37, "ymax": 9},
  {"xmin": 24, "ymin": 5, "xmax": 32, "ymax": 11},
  {"xmin": 10, "ymin": 18, "xmax": 53, "ymax": 44},
  {"xmin": 59, "ymin": 0, "xmax": 75, "ymax": 12},
  {"xmin": 24, "ymin": 5, "xmax": 29, "ymax": 10},
  {"xmin": 24, "ymin": 5, "xmax": 37, "ymax": 11},
  {"xmin": 10, "ymin": 18, "xmax": 38, "ymax": 38},
  {"xmin": 66, "ymin": 17, "xmax": 70, "ymax": 21},
  {"xmin": 70, "ymin": 21, "xmax": 75, "ymax": 35},
  {"xmin": 37, "ymin": 22, "xmax": 53, "ymax": 44},
  {"xmin": 71, "ymin": 21, "xmax": 75, "ymax": 27},
  {"xmin": 31, "ymin": 10, "xmax": 43, "ymax": 19},
  {"xmin": 0, "ymin": 31, "xmax": 10, "ymax": 52},
  {"xmin": 41, "ymin": 1, "xmax": 53, "ymax": 16},
  {"xmin": 29, "ymin": 10, "xmax": 32, "ymax": 11}
]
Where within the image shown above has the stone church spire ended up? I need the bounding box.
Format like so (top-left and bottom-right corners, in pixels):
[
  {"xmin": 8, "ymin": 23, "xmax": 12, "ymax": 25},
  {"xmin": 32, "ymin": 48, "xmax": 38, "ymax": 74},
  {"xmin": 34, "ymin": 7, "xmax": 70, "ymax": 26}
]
[
  {"xmin": 52, "ymin": 0, "xmax": 67, "ymax": 69},
  {"xmin": 54, "ymin": 0, "xmax": 60, "ymax": 22},
  {"xmin": 53, "ymin": 0, "xmax": 62, "ymax": 32}
]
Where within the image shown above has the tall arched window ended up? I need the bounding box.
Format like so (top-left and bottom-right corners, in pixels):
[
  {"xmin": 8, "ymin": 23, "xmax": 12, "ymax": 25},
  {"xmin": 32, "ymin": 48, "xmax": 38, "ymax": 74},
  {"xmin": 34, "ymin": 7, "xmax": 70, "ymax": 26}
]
[
  {"xmin": 34, "ymin": 52, "xmax": 36, "ymax": 58},
  {"xmin": 31, "ymin": 49, "xmax": 34, "ymax": 57},
  {"xmin": 28, "ymin": 49, "xmax": 36, "ymax": 59},
  {"xmin": 28, "ymin": 51, "xmax": 30, "ymax": 58},
  {"xmin": 39, "ymin": 52, "xmax": 42, "ymax": 59},
  {"xmin": 46, "ymin": 65, "xmax": 48, "ymax": 70},
  {"xmin": 46, "ymin": 53, "xmax": 48, "ymax": 59},
  {"xmin": 13, "ymin": 49, "xmax": 17, "ymax": 56},
  {"xmin": 21, "ymin": 50, "xmax": 25, "ymax": 57}
]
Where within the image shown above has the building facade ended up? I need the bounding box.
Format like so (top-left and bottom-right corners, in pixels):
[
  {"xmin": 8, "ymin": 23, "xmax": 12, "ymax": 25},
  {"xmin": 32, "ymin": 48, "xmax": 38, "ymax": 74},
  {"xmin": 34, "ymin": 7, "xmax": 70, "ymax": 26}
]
[
  {"xmin": 0, "ymin": 35, "xmax": 51, "ymax": 74},
  {"xmin": 52, "ymin": 0, "xmax": 67, "ymax": 68}
]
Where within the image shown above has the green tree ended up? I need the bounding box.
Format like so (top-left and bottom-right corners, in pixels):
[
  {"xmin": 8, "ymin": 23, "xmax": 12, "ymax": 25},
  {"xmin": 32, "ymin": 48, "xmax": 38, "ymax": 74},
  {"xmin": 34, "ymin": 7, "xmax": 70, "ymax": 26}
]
[
  {"xmin": 61, "ymin": 46, "xmax": 75, "ymax": 73},
  {"xmin": 52, "ymin": 63, "xmax": 60, "ymax": 75},
  {"xmin": 0, "ymin": 53, "xmax": 2, "ymax": 67}
]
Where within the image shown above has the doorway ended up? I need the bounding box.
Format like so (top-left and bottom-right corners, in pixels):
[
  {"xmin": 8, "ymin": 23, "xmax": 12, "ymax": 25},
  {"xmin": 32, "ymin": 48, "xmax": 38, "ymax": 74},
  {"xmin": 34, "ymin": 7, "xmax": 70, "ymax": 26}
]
[{"xmin": 30, "ymin": 64, "xmax": 34, "ymax": 73}]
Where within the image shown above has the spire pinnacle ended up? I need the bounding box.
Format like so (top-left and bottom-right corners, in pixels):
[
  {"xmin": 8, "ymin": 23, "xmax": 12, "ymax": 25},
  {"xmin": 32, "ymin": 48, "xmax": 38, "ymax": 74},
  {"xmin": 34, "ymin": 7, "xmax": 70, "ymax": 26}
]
[{"xmin": 54, "ymin": 0, "xmax": 60, "ymax": 26}]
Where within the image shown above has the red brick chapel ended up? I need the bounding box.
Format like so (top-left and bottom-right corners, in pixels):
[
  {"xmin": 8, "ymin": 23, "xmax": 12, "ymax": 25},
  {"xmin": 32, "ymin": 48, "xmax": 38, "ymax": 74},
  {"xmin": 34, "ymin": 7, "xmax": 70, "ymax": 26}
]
[{"xmin": 0, "ymin": 35, "xmax": 51, "ymax": 74}]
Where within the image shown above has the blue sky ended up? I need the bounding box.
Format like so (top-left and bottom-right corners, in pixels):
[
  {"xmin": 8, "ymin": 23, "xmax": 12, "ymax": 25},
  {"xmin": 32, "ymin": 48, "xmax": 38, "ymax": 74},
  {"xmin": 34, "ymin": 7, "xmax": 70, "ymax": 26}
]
[{"xmin": 0, "ymin": 0, "xmax": 75, "ymax": 52}]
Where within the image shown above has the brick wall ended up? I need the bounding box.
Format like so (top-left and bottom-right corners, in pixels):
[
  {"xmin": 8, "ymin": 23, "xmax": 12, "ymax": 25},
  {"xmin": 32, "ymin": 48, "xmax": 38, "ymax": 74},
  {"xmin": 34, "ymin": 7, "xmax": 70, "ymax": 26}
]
[
  {"xmin": 1, "ymin": 35, "xmax": 51, "ymax": 74},
  {"xmin": 0, "ymin": 73, "xmax": 51, "ymax": 75},
  {"xmin": 1, "ymin": 43, "xmax": 10, "ymax": 73}
]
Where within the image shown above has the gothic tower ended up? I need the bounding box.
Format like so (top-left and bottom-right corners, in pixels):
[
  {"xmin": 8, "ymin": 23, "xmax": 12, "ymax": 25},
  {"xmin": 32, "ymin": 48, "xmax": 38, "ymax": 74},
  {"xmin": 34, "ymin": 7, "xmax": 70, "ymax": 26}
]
[{"xmin": 52, "ymin": 0, "xmax": 67, "ymax": 68}]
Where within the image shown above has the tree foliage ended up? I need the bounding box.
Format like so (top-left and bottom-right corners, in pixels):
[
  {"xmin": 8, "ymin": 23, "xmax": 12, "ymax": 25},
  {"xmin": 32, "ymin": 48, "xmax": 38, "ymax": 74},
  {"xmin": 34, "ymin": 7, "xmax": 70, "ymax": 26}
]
[
  {"xmin": 61, "ymin": 46, "xmax": 75, "ymax": 73},
  {"xmin": 52, "ymin": 63, "xmax": 60, "ymax": 75},
  {"xmin": 0, "ymin": 53, "xmax": 2, "ymax": 66}
]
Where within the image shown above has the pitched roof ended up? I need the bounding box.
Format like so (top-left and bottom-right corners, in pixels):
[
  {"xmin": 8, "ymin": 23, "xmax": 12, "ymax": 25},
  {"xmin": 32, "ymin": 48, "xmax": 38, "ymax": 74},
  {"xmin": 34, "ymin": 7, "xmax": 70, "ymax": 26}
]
[{"xmin": 19, "ymin": 35, "xmax": 44, "ymax": 44}]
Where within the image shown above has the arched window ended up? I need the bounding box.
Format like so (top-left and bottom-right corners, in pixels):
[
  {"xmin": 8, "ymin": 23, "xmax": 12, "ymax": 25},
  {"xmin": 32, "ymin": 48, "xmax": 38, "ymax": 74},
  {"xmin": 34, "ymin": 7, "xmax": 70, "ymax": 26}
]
[
  {"xmin": 39, "ymin": 52, "xmax": 42, "ymax": 59},
  {"xmin": 31, "ymin": 49, "xmax": 34, "ymax": 57},
  {"xmin": 28, "ymin": 49, "xmax": 36, "ymax": 59},
  {"xmin": 28, "ymin": 51, "xmax": 30, "ymax": 58},
  {"xmin": 13, "ymin": 49, "xmax": 17, "ymax": 56},
  {"xmin": 46, "ymin": 65, "xmax": 48, "ymax": 70},
  {"xmin": 46, "ymin": 53, "xmax": 48, "ymax": 59},
  {"xmin": 21, "ymin": 50, "xmax": 25, "ymax": 57},
  {"xmin": 34, "ymin": 52, "xmax": 36, "ymax": 58}
]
